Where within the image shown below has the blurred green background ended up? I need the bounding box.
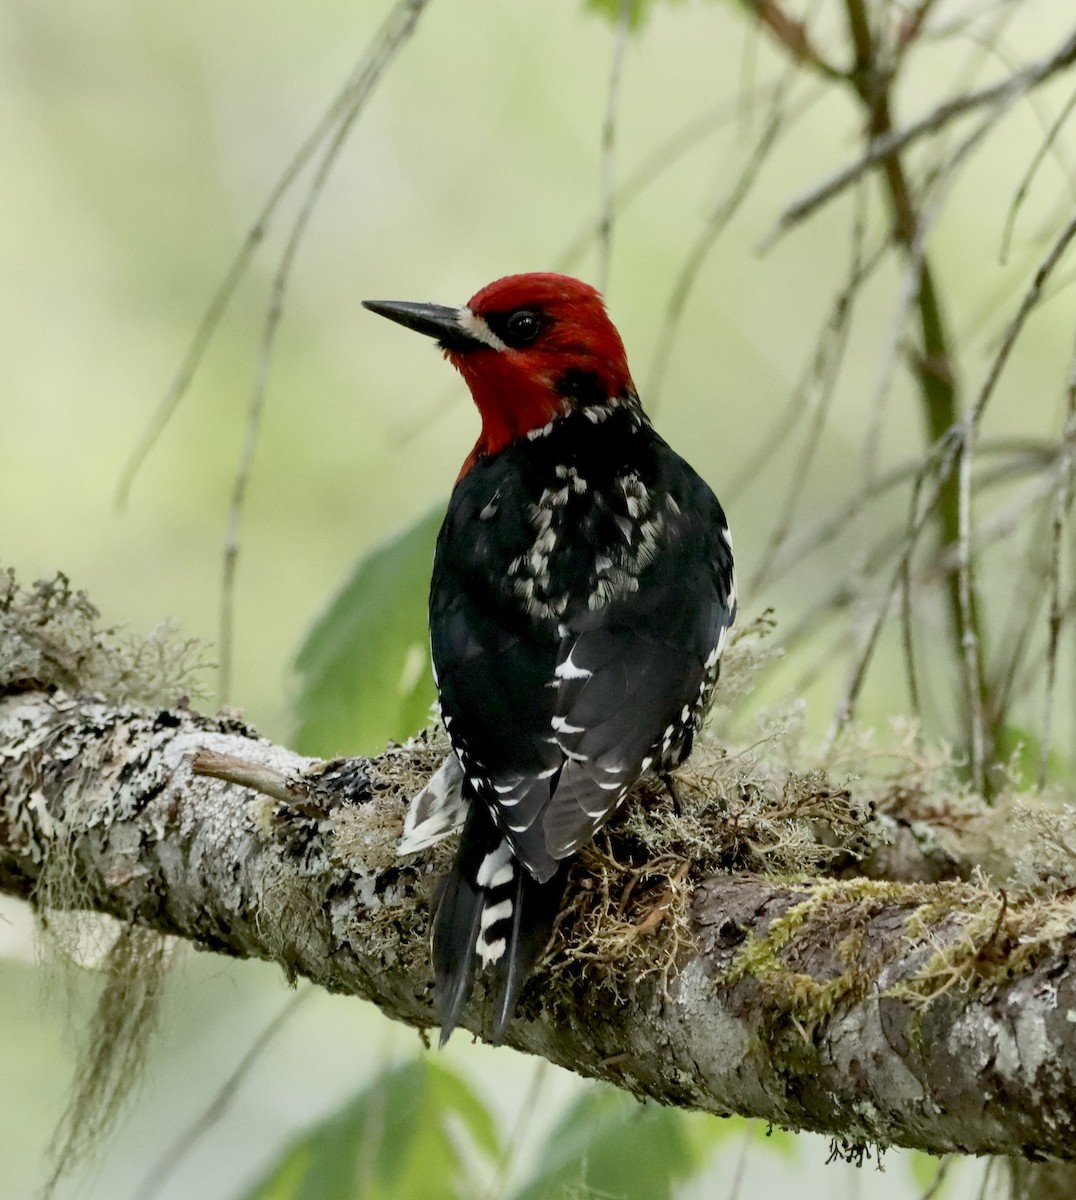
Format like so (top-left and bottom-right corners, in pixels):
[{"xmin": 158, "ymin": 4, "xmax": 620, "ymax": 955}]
[{"xmin": 3, "ymin": 0, "xmax": 1075, "ymax": 1196}]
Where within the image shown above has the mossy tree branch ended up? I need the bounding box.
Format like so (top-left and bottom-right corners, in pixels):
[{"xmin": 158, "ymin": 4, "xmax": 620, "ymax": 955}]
[{"xmin": 3, "ymin": 684, "xmax": 1076, "ymax": 1161}]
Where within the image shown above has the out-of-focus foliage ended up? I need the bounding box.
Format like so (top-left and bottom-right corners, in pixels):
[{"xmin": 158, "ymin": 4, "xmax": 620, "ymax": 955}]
[
  {"xmin": 244, "ymin": 1065, "xmax": 738, "ymax": 1200},
  {"xmin": 293, "ymin": 508, "xmax": 440, "ymax": 757},
  {"xmin": 240, "ymin": 1058, "xmax": 497, "ymax": 1200},
  {"xmin": 509, "ymin": 1085, "xmax": 732, "ymax": 1200}
]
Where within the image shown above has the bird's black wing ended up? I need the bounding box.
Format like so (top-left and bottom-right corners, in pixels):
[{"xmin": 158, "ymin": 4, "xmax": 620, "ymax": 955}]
[{"xmin": 430, "ymin": 422, "xmax": 735, "ymax": 884}]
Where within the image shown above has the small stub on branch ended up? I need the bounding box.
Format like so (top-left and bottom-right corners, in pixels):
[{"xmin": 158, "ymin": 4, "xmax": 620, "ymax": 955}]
[{"xmin": 190, "ymin": 749, "xmax": 302, "ymax": 806}]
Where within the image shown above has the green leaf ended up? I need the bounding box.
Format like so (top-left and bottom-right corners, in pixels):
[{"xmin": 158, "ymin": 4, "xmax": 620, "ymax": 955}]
[
  {"xmin": 239, "ymin": 1058, "xmax": 499, "ymax": 1200},
  {"xmin": 293, "ymin": 506, "xmax": 442, "ymax": 757},
  {"xmin": 509, "ymin": 1084, "xmax": 732, "ymax": 1200}
]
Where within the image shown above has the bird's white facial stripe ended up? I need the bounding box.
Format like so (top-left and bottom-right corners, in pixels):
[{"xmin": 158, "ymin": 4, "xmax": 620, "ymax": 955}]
[{"xmin": 457, "ymin": 307, "xmax": 508, "ymax": 351}]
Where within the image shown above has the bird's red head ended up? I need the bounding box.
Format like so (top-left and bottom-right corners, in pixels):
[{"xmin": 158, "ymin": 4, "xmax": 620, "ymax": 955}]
[{"xmin": 364, "ymin": 273, "xmax": 635, "ymax": 474}]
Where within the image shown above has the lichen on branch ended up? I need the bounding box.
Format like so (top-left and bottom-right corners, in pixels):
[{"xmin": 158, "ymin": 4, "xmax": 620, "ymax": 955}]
[{"xmin": 4, "ymin": 568, "xmax": 1076, "ymax": 1167}]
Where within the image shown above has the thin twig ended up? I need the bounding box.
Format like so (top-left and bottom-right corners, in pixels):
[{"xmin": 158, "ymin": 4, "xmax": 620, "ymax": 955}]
[
  {"xmin": 726, "ymin": 1124, "xmax": 753, "ymax": 1200},
  {"xmin": 741, "ymin": 0, "xmax": 844, "ymax": 80},
  {"xmin": 596, "ymin": 0, "xmax": 633, "ymax": 295},
  {"xmin": 775, "ymin": 447, "xmax": 1062, "ymax": 694},
  {"xmin": 970, "ymin": 212, "xmax": 1076, "ymax": 430},
  {"xmin": 956, "ymin": 418, "xmax": 985, "ymax": 792},
  {"xmin": 131, "ymin": 989, "xmax": 312, "ymax": 1200},
  {"xmin": 939, "ymin": 212, "xmax": 1076, "ymax": 743},
  {"xmin": 748, "ymin": 189, "xmax": 881, "ymax": 593},
  {"xmin": 993, "ymin": 500, "xmax": 1056, "ymax": 725},
  {"xmin": 1000, "ymin": 84, "xmax": 1076, "ymax": 263},
  {"xmin": 764, "ymin": 26, "xmax": 1076, "ymax": 247},
  {"xmin": 483, "ymin": 1060, "xmax": 548, "ymax": 1200},
  {"xmin": 190, "ymin": 749, "xmax": 299, "ymax": 805},
  {"xmin": 216, "ymin": 0, "xmax": 432, "ymax": 701},
  {"xmin": 1040, "ymin": 343, "xmax": 1076, "ymax": 785},
  {"xmin": 860, "ymin": 241, "xmax": 921, "ymax": 495},
  {"xmin": 645, "ymin": 69, "xmax": 815, "ymax": 408},
  {"xmin": 557, "ymin": 90, "xmax": 776, "ymax": 273},
  {"xmin": 758, "ymin": 440, "xmax": 1057, "ymax": 594},
  {"xmin": 827, "ymin": 432, "xmax": 962, "ymax": 743},
  {"xmin": 918, "ymin": 1155, "xmax": 953, "ymax": 1200},
  {"xmin": 116, "ymin": 1, "xmax": 431, "ymax": 509}
]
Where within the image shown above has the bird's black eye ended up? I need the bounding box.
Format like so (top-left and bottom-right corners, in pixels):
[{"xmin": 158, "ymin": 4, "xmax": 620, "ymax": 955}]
[
  {"xmin": 506, "ymin": 310, "xmax": 540, "ymax": 344},
  {"xmin": 485, "ymin": 308, "xmax": 546, "ymax": 348}
]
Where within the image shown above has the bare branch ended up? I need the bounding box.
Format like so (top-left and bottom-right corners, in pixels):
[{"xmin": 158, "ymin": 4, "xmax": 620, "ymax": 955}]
[
  {"xmin": 970, "ymin": 212, "xmax": 1076, "ymax": 430},
  {"xmin": 596, "ymin": 0, "xmax": 633, "ymax": 295},
  {"xmin": 217, "ymin": 0, "xmax": 433, "ymax": 701},
  {"xmin": 956, "ymin": 421, "xmax": 985, "ymax": 792},
  {"xmin": 741, "ymin": 0, "xmax": 845, "ymax": 80},
  {"xmin": 131, "ymin": 990, "xmax": 312, "ymax": 1200},
  {"xmin": 645, "ymin": 72, "xmax": 819, "ymax": 407},
  {"xmin": 1040, "ymin": 343, "xmax": 1076, "ymax": 785},
  {"xmin": 766, "ymin": 26, "xmax": 1076, "ymax": 245},
  {"xmin": 1000, "ymin": 84, "xmax": 1076, "ymax": 263},
  {"xmin": 116, "ymin": 0, "xmax": 433, "ymax": 514}
]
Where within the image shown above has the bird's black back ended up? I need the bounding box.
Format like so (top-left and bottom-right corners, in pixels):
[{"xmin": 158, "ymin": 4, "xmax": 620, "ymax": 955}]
[{"xmin": 428, "ymin": 398, "xmax": 735, "ymax": 1039}]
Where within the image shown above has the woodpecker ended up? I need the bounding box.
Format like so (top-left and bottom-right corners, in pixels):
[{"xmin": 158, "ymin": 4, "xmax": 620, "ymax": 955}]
[{"xmin": 363, "ymin": 273, "xmax": 736, "ymax": 1044}]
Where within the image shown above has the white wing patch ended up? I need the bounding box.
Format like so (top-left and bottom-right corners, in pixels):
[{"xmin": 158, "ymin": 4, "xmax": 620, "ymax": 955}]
[
  {"xmin": 705, "ymin": 624, "xmax": 727, "ymax": 670},
  {"xmin": 398, "ymin": 753, "xmax": 466, "ymax": 854},
  {"xmin": 555, "ymin": 648, "xmax": 592, "ymax": 680}
]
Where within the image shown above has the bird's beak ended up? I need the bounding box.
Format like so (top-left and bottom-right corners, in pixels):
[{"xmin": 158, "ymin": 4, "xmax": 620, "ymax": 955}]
[{"xmin": 362, "ymin": 299, "xmax": 482, "ymax": 352}]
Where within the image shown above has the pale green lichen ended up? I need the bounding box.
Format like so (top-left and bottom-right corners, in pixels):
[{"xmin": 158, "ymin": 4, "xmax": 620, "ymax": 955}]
[
  {"xmin": 0, "ymin": 567, "xmax": 211, "ymax": 704},
  {"xmin": 42, "ymin": 925, "xmax": 174, "ymax": 1198},
  {"xmin": 1, "ymin": 568, "xmax": 211, "ymax": 1193},
  {"xmin": 10, "ymin": 569, "xmax": 1076, "ymax": 1177}
]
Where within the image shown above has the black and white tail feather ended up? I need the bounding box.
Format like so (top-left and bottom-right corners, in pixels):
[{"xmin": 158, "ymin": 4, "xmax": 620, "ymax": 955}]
[
  {"xmin": 406, "ymin": 780, "xmax": 565, "ymax": 1046},
  {"xmin": 436, "ymin": 804, "xmax": 567, "ymax": 1045}
]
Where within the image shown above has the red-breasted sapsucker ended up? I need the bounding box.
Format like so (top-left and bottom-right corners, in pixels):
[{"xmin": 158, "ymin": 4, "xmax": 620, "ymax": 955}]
[{"xmin": 364, "ymin": 273, "xmax": 736, "ymax": 1044}]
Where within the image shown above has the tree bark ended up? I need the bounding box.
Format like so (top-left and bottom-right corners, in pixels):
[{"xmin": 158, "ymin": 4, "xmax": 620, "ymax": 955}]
[{"xmin": 2, "ymin": 686, "xmax": 1076, "ymax": 1160}]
